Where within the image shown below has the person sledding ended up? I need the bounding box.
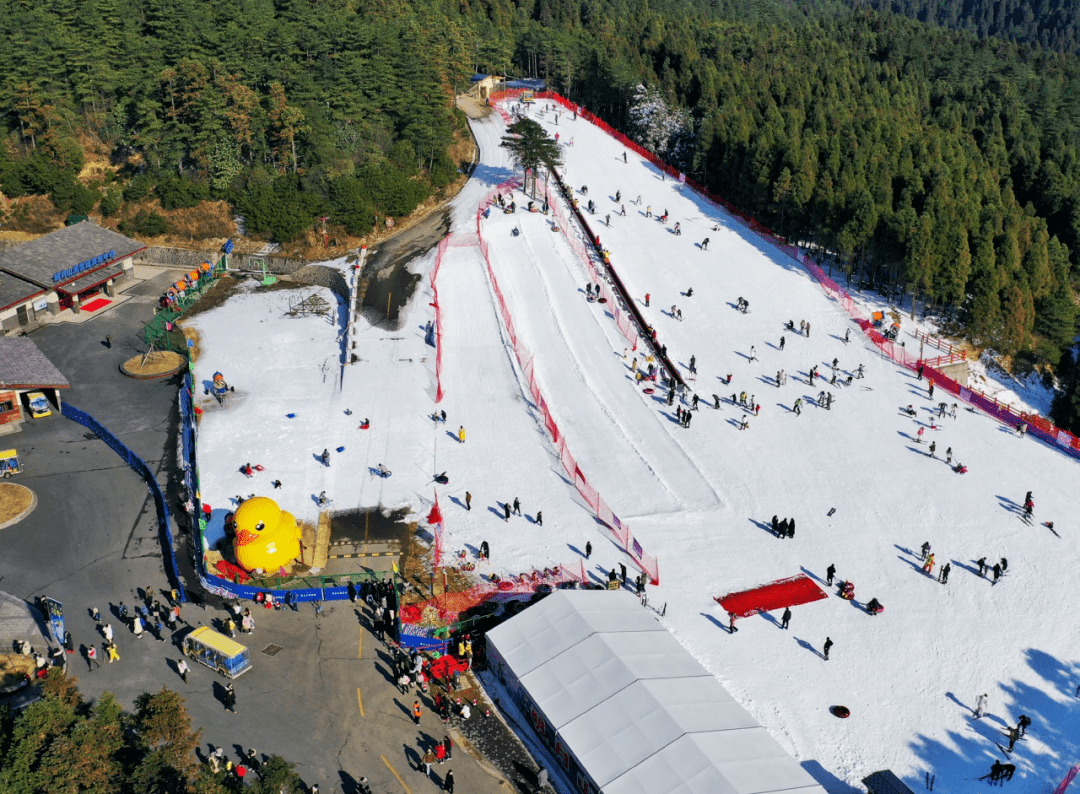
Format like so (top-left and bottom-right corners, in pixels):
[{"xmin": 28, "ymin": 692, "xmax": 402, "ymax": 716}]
[
  {"xmin": 866, "ymin": 597, "xmax": 883, "ymax": 615},
  {"xmin": 953, "ymin": 461, "xmax": 968, "ymax": 473},
  {"xmin": 901, "ymin": 404, "xmax": 916, "ymax": 417},
  {"xmin": 839, "ymin": 580, "xmax": 855, "ymax": 600},
  {"xmin": 359, "ymin": 418, "xmax": 370, "ymax": 430},
  {"xmin": 373, "ymin": 463, "xmax": 391, "ymax": 478},
  {"xmin": 434, "ymin": 472, "xmax": 449, "ymax": 485}
]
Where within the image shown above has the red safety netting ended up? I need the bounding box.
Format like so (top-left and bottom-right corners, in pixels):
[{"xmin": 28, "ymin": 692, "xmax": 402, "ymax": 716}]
[
  {"xmin": 476, "ymin": 178, "xmax": 660, "ymax": 584},
  {"xmin": 715, "ymin": 574, "xmax": 828, "ymax": 619},
  {"xmin": 402, "ymin": 564, "xmax": 584, "ymax": 626},
  {"xmin": 1054, "ymin": 763, "xmax": 1080, "ymax": 794},
  {"xmin": 490, "ymin": 90, "xmax": 1080, "ymax": 462},
  {"xmin": 430, "ymin": 237, "xmax": 449, "ymax": 403}
]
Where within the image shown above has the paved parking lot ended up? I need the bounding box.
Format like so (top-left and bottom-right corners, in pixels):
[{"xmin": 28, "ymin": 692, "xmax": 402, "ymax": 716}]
[{"xmin": 0, "ymin": 268, "xmax": 518, "ymax": 793}]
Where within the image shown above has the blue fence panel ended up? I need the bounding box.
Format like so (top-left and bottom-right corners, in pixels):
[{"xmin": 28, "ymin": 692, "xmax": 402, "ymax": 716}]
[{"xmin": 60, "ymin": 402, "xmax": 186, "ymax": 602}]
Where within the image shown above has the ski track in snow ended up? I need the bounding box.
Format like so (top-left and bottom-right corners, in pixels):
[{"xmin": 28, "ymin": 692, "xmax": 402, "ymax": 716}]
[
  {"xmin": 488, "ymin": 205, "xmax": 722, "ymax": 515},
  {"xmin": 189, "ymin": 101, "xmax": 1080, "ymax": 794}
]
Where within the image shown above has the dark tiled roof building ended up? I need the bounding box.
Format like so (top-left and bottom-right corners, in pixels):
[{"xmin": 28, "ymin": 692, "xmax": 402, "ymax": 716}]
[{"xmin": 0, "ymin": 222, "xmax": 144, "ymax": 331}]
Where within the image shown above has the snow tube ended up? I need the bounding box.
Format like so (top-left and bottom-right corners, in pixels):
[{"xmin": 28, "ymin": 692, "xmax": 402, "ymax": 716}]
[
  {"xmin": 497, "ymin": 580, "xmax": 514, "ymax": 591},
  {"xmin": 832, "ymin": 706, "xmax": 851, "ymax": 718},
  {"xmin": 642, "ymin": 388, "xmax": 655, "ymax": 394}
]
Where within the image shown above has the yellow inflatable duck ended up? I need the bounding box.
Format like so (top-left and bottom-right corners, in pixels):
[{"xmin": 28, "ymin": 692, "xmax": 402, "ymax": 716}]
[{"xmin": 232, "ymin": 497, "xmax": 302, "ymax": 573}]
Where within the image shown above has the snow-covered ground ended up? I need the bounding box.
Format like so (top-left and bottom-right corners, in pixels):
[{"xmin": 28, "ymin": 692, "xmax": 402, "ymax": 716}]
[{"xmin": 187, "ymin": 101, "xmax": 1080, "ymax": 794}]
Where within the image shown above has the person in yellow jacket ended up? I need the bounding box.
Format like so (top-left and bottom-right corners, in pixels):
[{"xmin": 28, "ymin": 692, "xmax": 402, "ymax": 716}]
[
  {"xmin": 106, "ymin": 641, "xmax": 120, "ymax": 663},
  {"xmin": 458, "ymin": 426, "xmax": 466, "ymax": 444}
]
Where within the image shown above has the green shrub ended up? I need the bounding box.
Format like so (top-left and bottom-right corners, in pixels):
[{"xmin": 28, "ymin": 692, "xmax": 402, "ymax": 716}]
[
  {"xmin": 119, "ymin": 209, "xmax": 169, "ymax": 237},
  {"xmin": 156, "ymin": 175, "xmax": 210, "ymax": 209},
  {"xmin": 123, "ymin": 173, "xmax": 153, "ymax": 202},
  {"xmin": 100, "ymin": 186, "xmax": 123, "ymax": 217}
]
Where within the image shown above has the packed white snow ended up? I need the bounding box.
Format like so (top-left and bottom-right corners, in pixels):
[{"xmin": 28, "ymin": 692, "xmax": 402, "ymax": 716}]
[{"xmin": 187, "ymin": 98, "xmax": 1080, "ymax": 794}]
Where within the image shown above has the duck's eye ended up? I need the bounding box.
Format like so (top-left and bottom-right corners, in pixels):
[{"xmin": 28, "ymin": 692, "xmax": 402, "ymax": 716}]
[{"xmin": 255, "ymin": 522, "xmax": 266, "ymax": 531}]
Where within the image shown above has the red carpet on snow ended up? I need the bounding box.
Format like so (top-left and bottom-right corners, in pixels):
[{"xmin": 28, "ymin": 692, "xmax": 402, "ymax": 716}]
[
  {"xmin": 81, "ymin": 297, "xmax": 112, "ymax": 312},
  {"xmin": 715, "ymin": 574, "xmax": 828, "ymax": 618}
]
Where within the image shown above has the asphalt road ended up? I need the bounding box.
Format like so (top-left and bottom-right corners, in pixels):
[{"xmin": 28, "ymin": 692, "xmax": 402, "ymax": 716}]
[{"xmin": 0, "ymin": 267, "xmax": 514, "ymax": 793}]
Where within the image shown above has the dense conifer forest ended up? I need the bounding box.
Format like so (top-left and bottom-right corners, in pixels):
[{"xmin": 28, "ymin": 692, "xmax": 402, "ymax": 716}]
[{"xmin": 1, "ymin": 0, "xmax": 1078, "ymax": 426}]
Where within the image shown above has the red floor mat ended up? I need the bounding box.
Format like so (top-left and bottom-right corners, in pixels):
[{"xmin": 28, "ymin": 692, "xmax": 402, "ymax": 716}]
[
  {"xmin": 81, "ymin": 297, "xmax": 112, "ymax": 312},
  {"xmin": 715, "ymin": 574, "xmax": 828, "ymax": 618}
]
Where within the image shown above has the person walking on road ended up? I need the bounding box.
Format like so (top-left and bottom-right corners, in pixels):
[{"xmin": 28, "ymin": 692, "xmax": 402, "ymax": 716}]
[
  {"xmin": 781, "ymin": 608, "xmax": 791, "ymax": 629},
  {"xmin": 224, "ymin": 684, "xmax": 237, "ymax": 713},
  {"xmin": 421, "ymin": 748, "xmax": 436, "ymax": 778},
  {"xmin": 444, "ymin": 768, "xmax": 455, "ymax": 793},
  {"xmin": 412, "ymin": 700, "xmax": 423, "ymax": 725},
  {"xmin": 86, "ymin": 644, "xmax": 100, "ymax": 670},
  {"xmin": 823, "ymin": 637, "xmax": 833, "ymax": 660},
  {"xmin": 103, "ymin": 623, "xmax": 114, "ymax": 643},
  {"xmin": 106, "ymin": 641, "xmax": 120, "ymax": 663},
  {"xmin": 177, "ymin": 657, "xmax": 190, "ymax": 683}
]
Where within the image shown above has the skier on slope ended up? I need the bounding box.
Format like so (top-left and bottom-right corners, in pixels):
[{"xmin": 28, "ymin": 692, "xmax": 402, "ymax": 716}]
[{"xmin": 973, "ymin": 693, "xmax": 988, "ymax": 718}]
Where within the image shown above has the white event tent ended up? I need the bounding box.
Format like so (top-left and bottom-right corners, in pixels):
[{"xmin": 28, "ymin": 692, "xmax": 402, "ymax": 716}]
[{"xmin": 485, "ymin": 590, "xmax": 830, "ymax": 794}]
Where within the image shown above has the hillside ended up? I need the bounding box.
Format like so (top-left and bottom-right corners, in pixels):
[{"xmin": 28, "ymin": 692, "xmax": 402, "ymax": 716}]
[
  {"xmin": 0, "ymin": 0, "xmax": 1077, "ymax": 392},
  {"xmin": 820, "ymin": 0, "xmax": 1080, "ymax": 55}
]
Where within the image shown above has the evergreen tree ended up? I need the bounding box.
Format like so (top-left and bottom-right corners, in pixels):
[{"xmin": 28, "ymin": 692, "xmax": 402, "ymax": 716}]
[{"xmin": 500, "ymin": 118, "xmax": 563, "ymax": 196}]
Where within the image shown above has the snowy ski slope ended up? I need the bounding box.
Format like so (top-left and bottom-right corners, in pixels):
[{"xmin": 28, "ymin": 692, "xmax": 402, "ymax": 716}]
[{"xmin": 188, "ymin": 101, "xmax": 1080, "ymax": 793}]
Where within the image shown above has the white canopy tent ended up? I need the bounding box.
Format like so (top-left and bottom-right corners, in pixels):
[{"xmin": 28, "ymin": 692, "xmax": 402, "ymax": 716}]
[{"xmin": 486, "ymin": 590, "xmax": 829, "ymax": 794}]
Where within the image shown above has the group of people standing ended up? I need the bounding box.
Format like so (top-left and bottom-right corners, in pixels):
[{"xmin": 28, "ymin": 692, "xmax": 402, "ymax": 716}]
[{"xmin": 770, "ymin": 515, "xmax": 796, "ymax": 539}]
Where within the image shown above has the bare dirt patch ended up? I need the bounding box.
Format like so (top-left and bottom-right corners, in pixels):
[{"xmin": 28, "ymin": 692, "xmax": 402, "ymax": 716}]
[
  {"xmin": 0, "ymin": 483, "xmax": 34, "ymax": 524},
  {"xmin": 121, "ymin": 350, "xmax": 187, "ymax": 378}
]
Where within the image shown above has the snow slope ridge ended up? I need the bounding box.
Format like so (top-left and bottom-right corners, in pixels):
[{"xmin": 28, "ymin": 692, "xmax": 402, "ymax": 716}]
[{"xmin": 480, "ymin": 98, "xmax": 1079, "ymax": 793}]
